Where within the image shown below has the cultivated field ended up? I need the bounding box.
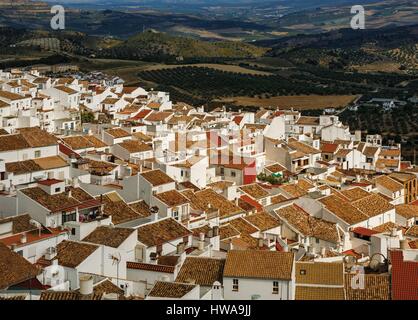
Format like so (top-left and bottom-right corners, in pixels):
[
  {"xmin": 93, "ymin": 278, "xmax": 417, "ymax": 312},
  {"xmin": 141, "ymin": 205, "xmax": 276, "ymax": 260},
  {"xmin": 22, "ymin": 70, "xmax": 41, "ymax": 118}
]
[
  {"xmin": 222, "ymin": 95, "xmax": 359, "ymax": 110},
  {"xmin": 143, "ymin": 63, "xmax": 273, "ymax": 76}
]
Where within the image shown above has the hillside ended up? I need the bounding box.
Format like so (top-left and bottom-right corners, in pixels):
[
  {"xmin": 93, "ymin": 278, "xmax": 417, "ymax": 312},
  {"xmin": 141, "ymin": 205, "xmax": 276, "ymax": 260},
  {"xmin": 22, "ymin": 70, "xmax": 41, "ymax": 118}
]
[{"xmin": 99, "ymin": 30, "xmax": 268, "ymax": 62}]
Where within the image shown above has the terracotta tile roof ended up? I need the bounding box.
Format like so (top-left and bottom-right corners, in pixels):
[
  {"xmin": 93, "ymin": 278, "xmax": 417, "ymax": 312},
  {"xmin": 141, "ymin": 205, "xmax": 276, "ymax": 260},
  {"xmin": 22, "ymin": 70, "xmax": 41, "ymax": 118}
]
[
  {"xmin": 271, "ymin": 194, "xmax": 289, "ymax": 205},
  {"xmin": 280, "ymin": 184, "xmax": 308, "ymax": 198},
  {"xmin": 126, "ymin": 262, "xmax": 175, "ymax": 274},
  {"xmin": 0, "ymin": 214, "xmax": 37, "ymax": 234},
  {"xmin": 105, "ymin": 128, "xmax": 131, "ymax": 138},
  {"xmin": 275, "ymin": 205, "xmax": 340, "ymax": 243},
  {"xmin": 0, "ymin": 295, "xmax": 26, "ymax": 300},
  {"xmin": 154, "ymin": 190, "xmax": 189, "ymax": 207},
  {"xmin": 176, "ymin": 257, "xmax": 225, "ymax": 286},
  {"xmin": 295, "ymin": 286, "xmax": 345, "ymax": 300},
  {"xmin": 321, "ymin": 143, "xmax": 339, "ymax": 154},
  {"xmin": 6, "ymin": 156, "xmax": 68, "ymax": 174},
  {"xmin": 56, "ymin": 241, "xmax": 99, "ymax": 268},
  {"xmin": 90, "ymin": 279, "xmax": 124, "ymax": 297},
  {"xmin": 228, "ymin": 217, "xmax": 258, "ymax": 235},
  {"xmin": 62, "ymin": 135, "xmax": 107, "ymax": 150},
  {"xmin": 0, "ymin": 90, "xmax": 25, "ymax": 101},
  {"xmin": 345, "ymin": 274, "xmax": 390, "ymax": 300},
  {"xmin": 145, "ymin": 111, "xmax": 173, "ymax": 123},
  {"xmin": 390, "ymin": 250, "xmax": 418, "ymax": 300},
  {"xmin": 0, "ymin": 133, "xmax": 30, "ymax": 152},
  {"xmin": 239, "ymin": 183, "xmax": 269, "ymax": 199},
  {"xmin": 288, "ymin": 139, "xmax": 321, "ymax": 155},
  {"xmin": 297, "ymin": 178, "xmax": 314, "ymax": 191},
  {"xmin": 296, "ymin": 262, "xmax": 344, "ymax": 285},
  {"xmin": 0, "ymin": 243, "xmax": 41, "ymax": 289},
  {"xmin": 207, "ymin": 180, "xmax": 234, "ymax": 192},
  {"xmin": 372, "ymin": 221, "xmax": 402, "ymax": 234},
  {"xmin": 340, "ymin": 187, "xmax": 371, "ymax": 201},
  {"xmin": 40, "ymin": 291, "xmax": 102, "ymax": 300},
  {"xmin": 98, "ymin": 192, "xmax": 142, "ymax": 225},
  {"xmin": 0, "ymin": 101, "xmax": 10, "ymax": 109},
  {"xmin": 102, "ymin": 97, "xmax": 120, "ymax": 104},
  {"xmin": 396, "ymin": 204, "xmax": 418, "ymax": 220},
  {"xmin": 118, "ymin": 140, "xmax": 152, "ymax": 153},
  {"xmin": 140, "ymin": 169, "xmax": 174, "ymax": 186},
  {"xmin": 84, "ymin": 159, "xmax": 117, "ymax": 176},
  {"xmin": 219, "ymin": 224, "xmax": 240, "ymax": 240},
  {"xmin": 380, "ymin": 148, "xmax": 401, "ymax": 157},
  {"xmin": 376, "ymin": 159, "xmax": 399, "ymax": 169},
  {"xmin": 82, "ymin": 226, "xmax": 135, "ymax": 248},
  {"xmin": 319, "ymin": 195, "xmax": 368, "ymax": 225},
  {"xmin": 244, "ymin": 212, "xmax": 280, "ymax": 231},
  {"xmin": 238, "ymin": 196, "xmax": 258, "ymax": 212},
  {"xmin": 295, "ymin": 116, "xmax": 319, "ymax": 126},
  {"xmin": 137, "ymin": 218, "xmax": 191, "ymax": 247},
  {"xmin": 130, "ymin": 109, "xmax": 153, "ymax": 120},
  {"xmin": 132, "ymin": 131, "xmax": 152, "ymax": 142},
  {"xmin": 21, "ymin": 187, "xmax": 87, "ymax": 213},
  {"xmin": 374, "ymin": 175, "xmax": 404, "ymax": 192},
  {"xmin": 194, "ymin": 188, "xmax": 242, "ymax": 218},
  {"xmin": 351, "ymin": 194, "xmax": 394, "ymax": 218},
  {"xmin": 178, "ymin": 181, "xmax": 200, "ymax": 192},
  {"xmin": 405, "ymin": 225, "xmax": 418, "ymax": 237},
  {"xmin": 408, "ymin": 239, "xmax": 418, "ymax": 249},
  {"xmin": 17, "ymin": 127, "xmax": 58, "ymax": 148},
  {"xmin": 157, "ymin": 255, "xmax": 180, "ymax": 267},
  {"xmin": 223, "ymin": 250, "xmax": 294, "ymax": 280},
  {"xmin": 265, "ymin": 163, "xmax": 287, "ymax": 173},
  {"xmin": 55, "ymin": 85, "xmax": 77, "ymax": 95},
  {"xmin": 389, "ymin": 172, "xmax": 415, "ymax": 184},
  {"xmin": 148, "ymin": 281, "xmax": 196, "ymax": 298},
  {"xmin": 363, "ymin": 146, "xmax": 379, "ymax": 157},
  {"xmin": 128, "ymin": 200, "xmax": 153, "ymax": 218}
]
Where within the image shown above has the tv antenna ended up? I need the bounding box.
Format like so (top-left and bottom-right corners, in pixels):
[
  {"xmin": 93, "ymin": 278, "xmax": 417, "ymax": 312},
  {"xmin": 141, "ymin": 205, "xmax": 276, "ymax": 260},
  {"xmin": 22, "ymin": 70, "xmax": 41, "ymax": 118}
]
[{"xmin": 108, "ymin": 252, "xmax": 121, "ymax": 286}]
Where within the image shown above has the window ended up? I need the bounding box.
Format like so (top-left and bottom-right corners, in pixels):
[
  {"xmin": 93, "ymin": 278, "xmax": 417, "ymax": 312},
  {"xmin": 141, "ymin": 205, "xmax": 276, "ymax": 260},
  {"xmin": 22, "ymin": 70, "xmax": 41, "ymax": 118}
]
[
  {"xmin": 55, "ymin": 187, "xmax": 61, "ymax": 193},
  {"xmin": 173, "ymin": 209, "xmax": 179, "ymax": 220},
  {"xmin": 34, "ymin": 150, "xmax": 41, "ymax": 158},
  {"xmin": 71, "ymin": 228, "xmax": 76, "ymax": 235},
  {"xmin": 300, "ymin": 269, "xmax": 306, "ymax": 275},
  {"xmin": 231, "ymin": 171, "xmax": 236, "ymax": 178},
  {"xmin": 220, "ymin": 168, "xmax": 224, "ymax": 175},
  {"xmin": 62, "ymin": 212, "xmax": 76, "ymax": 223},
  {"xmin": 232, "ymin": 279, "xmax": 239, "ymax": 292},
  {"xmin": 273, "ymin": 281, "xmax": 279, "ymax": 294},
  {"xmin": 16, "ymin": 250, "xmax": 23, "ymax": 256}
]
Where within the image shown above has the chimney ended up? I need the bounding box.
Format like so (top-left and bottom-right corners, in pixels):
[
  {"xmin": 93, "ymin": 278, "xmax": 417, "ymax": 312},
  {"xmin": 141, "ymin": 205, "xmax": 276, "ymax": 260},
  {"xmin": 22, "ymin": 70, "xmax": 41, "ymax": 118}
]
[
  {"xmin": 21, "ymin": 233, "xmax": 27, "ymax": 244},
  {"xmin": 213, "ymin": 226, "xmax": 219, "ymax": 237},
  {"xmin": 400, "ymin": 240, "xmax": 408, "ymax": 250},
  {"xmin": 198, "ymin": 232, "xmax": 205, "ymax": 242},
  {"xmin": 258, "ymin": 238, "xmax": 264, "ymax": 249},
  {"xmin": 176, "ymin": 242, "xmax": 185, "ymax": 255},
  {"xmin": 72, "ymin": 177, "xmax": 80, "ymax": 188},
  {"xmin": 79, "ymin": 275, "xmax": 94, "ymax": 296}
]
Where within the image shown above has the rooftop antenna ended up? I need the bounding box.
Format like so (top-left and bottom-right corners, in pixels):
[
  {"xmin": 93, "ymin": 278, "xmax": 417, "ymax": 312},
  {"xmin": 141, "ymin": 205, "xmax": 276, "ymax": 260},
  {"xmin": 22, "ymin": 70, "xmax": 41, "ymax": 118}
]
[{"xmin": 108, "ymin": 252, "xmax": 121, "ymax": 286}]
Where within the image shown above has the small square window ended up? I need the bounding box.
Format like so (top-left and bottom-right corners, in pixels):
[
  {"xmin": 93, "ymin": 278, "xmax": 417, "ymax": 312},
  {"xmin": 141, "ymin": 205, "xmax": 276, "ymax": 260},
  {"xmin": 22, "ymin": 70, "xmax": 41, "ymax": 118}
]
[
  {"xmin": 232, "ymin": 279, "xmax": 239, "ymax": 292},
  {"xmin": 273, "ymin": 281, "xmax": 279, "ymax": 294}
]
